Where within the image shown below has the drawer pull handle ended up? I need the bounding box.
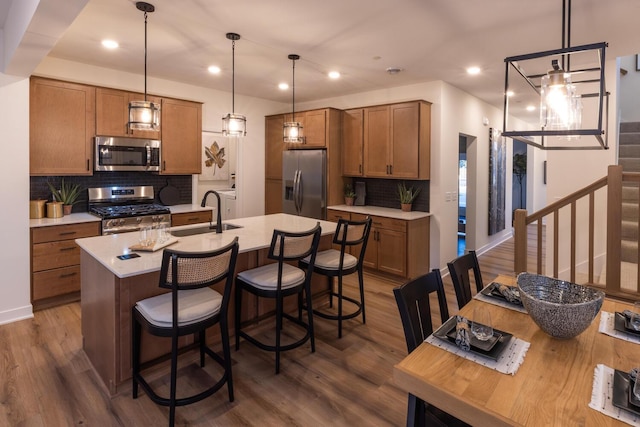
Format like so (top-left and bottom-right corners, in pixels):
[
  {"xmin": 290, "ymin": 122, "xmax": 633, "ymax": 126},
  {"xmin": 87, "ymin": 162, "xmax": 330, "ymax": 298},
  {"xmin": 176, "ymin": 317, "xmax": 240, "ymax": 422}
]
[
  {"xmin": 60, "ymin": 272, "xmax": 77, "ymax": 278},
  {"xmin": 188, "ymin": 217, "xmax": 199, "ymax": 221},
  {"xmin": 59, "ymin": 231, "xmax": 77, "ymax": 236},
  {"xmin": 59, "ymin": 247, "xmax": 76, "ymax": 252}
]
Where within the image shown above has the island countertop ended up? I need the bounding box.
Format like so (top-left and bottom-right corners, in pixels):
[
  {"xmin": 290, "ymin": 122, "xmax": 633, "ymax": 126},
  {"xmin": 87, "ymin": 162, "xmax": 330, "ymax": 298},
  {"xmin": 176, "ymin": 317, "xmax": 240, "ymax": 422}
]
[{"xmin": 75, "ymin": 213, "xmax": 337, "ymax": 279}]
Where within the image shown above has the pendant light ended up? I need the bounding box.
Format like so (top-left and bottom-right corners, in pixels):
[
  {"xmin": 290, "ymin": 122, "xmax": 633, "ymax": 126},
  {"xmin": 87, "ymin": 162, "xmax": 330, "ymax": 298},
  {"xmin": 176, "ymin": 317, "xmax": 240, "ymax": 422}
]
[
  {"xmin": 222, "ymin": 32, "xmax": 246, "ymax": 137},
  {"xmin": 283, "ymin": 54, "xmax": 304, "ymax": 143},
  {"xmin": 128, "ymin": 2, "xmax": 160, "ymax": 131}
]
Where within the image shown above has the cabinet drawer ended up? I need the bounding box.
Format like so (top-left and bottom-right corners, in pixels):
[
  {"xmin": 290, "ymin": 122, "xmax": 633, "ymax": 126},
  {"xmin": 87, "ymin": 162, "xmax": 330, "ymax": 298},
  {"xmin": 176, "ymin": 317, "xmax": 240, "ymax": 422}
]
[
  {"xmin": 326, "ymin": 210, "xmax": 350, "ymax": 222},
  {"xmin": 171, "ymin": 211, "xmax": 212, "ymax": 226},
  {"xmin": 32, "ymin": 241, "xmax": 80, "ymax": 271},
  {"xmin": 32, "ymin": 266, "xmax": 80, "ymax": 300},
  {"xmin": 369, "ymin": 215, "xmax": 406, "ymax": 232},
  {"xmin": 32, "ymin": 222, "xmax": 100, "ymax": 244}
]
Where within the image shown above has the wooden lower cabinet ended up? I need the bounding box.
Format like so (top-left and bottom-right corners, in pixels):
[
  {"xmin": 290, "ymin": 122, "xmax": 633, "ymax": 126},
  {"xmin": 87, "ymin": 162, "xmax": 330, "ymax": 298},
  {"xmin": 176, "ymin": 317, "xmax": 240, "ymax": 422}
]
[
  {"xmin": 31, "ymin": 222, "xmax": 101, "ymax": 309},
  {"xmin": 328, "ymin": 209, "xmax": 429, "ymax": 279},
  {"xmin": 171, "ymin": 211, "xmax": 212, "ymax": 226},
  {"xmin": 265, "ymin": 178, "xmax": 283, "ymax": 214}
]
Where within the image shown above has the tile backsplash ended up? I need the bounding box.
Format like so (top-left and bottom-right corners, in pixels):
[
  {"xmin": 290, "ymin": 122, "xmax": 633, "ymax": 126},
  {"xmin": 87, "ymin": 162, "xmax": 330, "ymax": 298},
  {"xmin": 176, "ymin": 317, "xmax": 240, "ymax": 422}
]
[
  {"xmin": 30, "ymin": 173, "xmax": 193, "ymax": 213},
  {"xmin": 351, "ymin": 178, "xmax": 429, "ymax": 212}
]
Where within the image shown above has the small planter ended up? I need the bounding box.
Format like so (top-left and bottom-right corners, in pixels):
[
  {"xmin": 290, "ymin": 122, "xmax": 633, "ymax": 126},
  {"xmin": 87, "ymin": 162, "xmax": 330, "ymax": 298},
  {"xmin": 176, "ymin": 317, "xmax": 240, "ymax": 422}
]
[
  {"xmin": 63, "ymin": 204, "xmax": 73, "ymax": 215},
  {"xmin": 345, "ymin": 197, "xmax": 355, "ymax": 206},
  {"xmin": 401, "ymin": 203, "xmax": 412, "ymax": 212}
]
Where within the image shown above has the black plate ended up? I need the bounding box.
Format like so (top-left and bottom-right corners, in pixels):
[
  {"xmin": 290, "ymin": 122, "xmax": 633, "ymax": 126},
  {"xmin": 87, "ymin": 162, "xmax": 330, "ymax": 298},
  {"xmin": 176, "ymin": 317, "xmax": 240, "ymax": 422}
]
[
  {"xmin": 612, "ymin": 369, "xmax": 640, "ymax": 416},
  {"xmin": 480, "ymin": 282, "xmax": 523, "ymax": 306},
  {"xmin": 614, "ymin": 312, "xmax": 640, "ymax": 336},
  {"xmin": 433, "ymin": 316, "xmax": 513, "ymax": 361}
]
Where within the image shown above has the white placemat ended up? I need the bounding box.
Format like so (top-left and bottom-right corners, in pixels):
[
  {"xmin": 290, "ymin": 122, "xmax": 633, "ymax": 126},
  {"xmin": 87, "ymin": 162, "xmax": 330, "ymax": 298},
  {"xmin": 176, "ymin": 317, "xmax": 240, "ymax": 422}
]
[
  {"xmin": 474, "ymin": 284, "xmax": 528, "ymax": 314},
  {"xmin": 425, "ymin": 333, "xmax": 529, "ymax": 375},
  {"xmin": 599, "ymin": 312, "xmax": 640, "ymax": 344},
  {"xmin": 590, "ymin": 364, "xmax": 640, "ymax": 426}
]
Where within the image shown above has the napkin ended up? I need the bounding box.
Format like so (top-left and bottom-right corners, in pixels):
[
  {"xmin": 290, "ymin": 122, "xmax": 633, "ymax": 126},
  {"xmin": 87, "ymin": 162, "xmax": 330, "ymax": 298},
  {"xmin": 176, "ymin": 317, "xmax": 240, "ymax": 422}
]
[
  {"xmin": 495, "ymin": 283, "xmax": 522, "ymax": 305},
  {"xmin": 455, "ymin": 315, "xmax": 471, "ymax": 351}
]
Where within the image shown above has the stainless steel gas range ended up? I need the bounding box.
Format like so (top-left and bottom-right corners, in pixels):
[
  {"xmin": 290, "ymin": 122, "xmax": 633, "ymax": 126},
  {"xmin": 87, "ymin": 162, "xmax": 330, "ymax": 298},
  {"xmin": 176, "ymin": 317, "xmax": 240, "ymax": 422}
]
[{"xmin": 88, "ymin": 186, "xmax": 171, "ymax": 235}]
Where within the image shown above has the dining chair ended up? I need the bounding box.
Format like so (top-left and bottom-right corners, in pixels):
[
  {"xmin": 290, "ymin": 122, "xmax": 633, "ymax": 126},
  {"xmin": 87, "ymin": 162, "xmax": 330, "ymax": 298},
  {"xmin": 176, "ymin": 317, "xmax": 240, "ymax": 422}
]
[
  {"xmin": 394, "ymin": 269, "xmax": 470, "ymax": 427},
  {"xmin": 299, "ymin": 217, "xmax": 372, "ymax": 338},
  {"xmin": 447, "ymin": 250, "xmax": 484, "ymax": 309},
  {"xmin": 132, "ymin": 237, "xmax": 239, "ymax": 427},
  {"xmin": 235, "ymin": 223, "xmax": 321, "ymax": 374}
]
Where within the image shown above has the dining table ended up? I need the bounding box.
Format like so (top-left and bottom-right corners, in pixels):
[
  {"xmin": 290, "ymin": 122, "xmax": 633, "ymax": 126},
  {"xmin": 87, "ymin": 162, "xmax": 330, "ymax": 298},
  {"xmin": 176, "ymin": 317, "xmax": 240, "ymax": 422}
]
[{"xmin": 393, "ymin": 274, "xmax": 640, "ymax": 426}]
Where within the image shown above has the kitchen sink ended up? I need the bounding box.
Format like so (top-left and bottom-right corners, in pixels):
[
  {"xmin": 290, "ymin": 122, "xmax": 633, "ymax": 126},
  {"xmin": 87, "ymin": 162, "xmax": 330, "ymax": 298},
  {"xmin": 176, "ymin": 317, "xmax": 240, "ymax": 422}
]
[{"xmin": 170, "ymin": 223, "xmax": 243, "ymax": 237}]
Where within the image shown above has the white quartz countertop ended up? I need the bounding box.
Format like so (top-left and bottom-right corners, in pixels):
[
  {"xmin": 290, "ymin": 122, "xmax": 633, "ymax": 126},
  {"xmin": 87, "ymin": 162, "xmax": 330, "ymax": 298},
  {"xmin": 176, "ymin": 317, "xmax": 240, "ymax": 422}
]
[
  {"xmin": 30, "ymin": 213, "xmax": 101, "ymax": 228},
  {"xmin": 328, "ymin": 205, "xmax": 431, "ymax": 220},
  {"xmin": 76, "ymin": 213, "xmax": 336, "ymax": 279},
  {"xmin": 168, "ymin": 204, "xmax": 215, "ymax": 214}
]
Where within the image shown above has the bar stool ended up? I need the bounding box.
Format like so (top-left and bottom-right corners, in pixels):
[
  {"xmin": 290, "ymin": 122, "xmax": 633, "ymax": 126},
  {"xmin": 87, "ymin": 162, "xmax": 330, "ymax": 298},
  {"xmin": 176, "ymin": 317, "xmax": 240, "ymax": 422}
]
[
  {"xmin": 132, "ymin": 237, "xmax": 239, "ymax": 427},
  {"xmin": 235, "ymin": 223, "xmax": 321, "ymax": 374},
  {"xmin": 299, "ymin": 217, "xmax": 372, "ymax": 338}
]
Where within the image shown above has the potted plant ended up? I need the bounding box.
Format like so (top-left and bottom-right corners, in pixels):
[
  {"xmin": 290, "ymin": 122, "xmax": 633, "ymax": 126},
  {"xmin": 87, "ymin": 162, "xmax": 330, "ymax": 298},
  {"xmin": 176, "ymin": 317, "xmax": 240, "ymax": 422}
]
[
  {"xmin": 344, "ymin": 184, "xmax": 357, "ymax": 206},
  {"xmin": 397, "ymin": 182, "xmax": 420, "ymax": 212},
  {"xmin": 48, "ymin": 179, "xmax": 82, "ymax": 215}
]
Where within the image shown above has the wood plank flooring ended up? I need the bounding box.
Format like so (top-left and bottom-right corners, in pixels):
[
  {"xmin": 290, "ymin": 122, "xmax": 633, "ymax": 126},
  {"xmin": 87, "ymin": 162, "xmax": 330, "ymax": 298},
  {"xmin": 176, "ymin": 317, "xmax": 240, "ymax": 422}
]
[{"xmin": 0, "ymin": 239, "xmax": 519, "ymax": 426}]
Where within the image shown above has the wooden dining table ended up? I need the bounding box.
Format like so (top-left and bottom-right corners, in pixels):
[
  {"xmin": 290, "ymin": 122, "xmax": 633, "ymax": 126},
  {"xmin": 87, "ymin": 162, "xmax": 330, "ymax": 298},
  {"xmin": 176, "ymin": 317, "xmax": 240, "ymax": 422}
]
[{"xmin": 393, "ymin": 274, "xmax": 640, "ymax": 426}]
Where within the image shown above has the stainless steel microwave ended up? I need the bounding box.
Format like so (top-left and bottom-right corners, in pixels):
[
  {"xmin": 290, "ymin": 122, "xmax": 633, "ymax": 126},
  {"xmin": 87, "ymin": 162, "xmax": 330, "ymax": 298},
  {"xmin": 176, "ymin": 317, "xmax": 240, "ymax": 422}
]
[{"xmin": 95, "ymin": 136, "xmax": 161, "ymax": 172}]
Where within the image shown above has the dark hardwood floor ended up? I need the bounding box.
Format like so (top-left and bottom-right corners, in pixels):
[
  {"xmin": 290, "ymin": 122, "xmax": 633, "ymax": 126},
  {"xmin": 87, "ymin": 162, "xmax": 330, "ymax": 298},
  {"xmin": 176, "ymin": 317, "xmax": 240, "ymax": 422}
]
[{"xmin": 0, "ymin": 238, "xmax": 518, "ymax": 426}]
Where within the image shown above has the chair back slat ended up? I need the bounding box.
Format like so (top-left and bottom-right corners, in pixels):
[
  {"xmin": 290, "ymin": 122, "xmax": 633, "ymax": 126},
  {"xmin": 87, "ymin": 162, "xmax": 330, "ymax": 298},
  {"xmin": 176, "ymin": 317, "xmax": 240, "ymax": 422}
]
[{"xmin": 447, "ymin": 250, "xmax": 483, "ymax": 309}]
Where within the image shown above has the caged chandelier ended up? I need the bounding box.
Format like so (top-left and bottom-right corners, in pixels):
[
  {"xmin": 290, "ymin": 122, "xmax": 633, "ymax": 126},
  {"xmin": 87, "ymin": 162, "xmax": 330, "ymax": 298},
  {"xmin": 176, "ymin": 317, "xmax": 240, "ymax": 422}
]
[
  {"xmin": 283, "ymin": 54, "xmax": 304, "ymax": 143},
  {"xmin": 128, "ymin": 2, "xmax": 161, "ymax": 131},
  {"xmin": 222, "ymin": 32, "xmax": 246, "ymax": 137}
]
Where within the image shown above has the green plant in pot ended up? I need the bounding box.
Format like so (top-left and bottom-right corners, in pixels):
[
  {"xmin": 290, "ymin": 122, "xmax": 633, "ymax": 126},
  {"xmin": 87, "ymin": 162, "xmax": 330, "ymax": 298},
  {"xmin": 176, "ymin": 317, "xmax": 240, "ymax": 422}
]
[
  {"xmin": 398, "ymin": 182, "xmax": 420, "ymax": 212},
  {"xmin": 344, "ymin": 184, "xmax": 357, "ymax": 206},
  {"xmin": 48, "ymin": 179, "xmax": 82, "ymax": 215}
]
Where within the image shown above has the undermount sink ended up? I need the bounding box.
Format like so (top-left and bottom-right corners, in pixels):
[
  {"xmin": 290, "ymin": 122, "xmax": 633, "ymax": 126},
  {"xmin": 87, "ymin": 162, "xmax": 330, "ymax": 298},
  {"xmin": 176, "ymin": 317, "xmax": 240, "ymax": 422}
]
[{"xmin": 170, "ymin": 223, "xmax": 243, "ymax": 237}]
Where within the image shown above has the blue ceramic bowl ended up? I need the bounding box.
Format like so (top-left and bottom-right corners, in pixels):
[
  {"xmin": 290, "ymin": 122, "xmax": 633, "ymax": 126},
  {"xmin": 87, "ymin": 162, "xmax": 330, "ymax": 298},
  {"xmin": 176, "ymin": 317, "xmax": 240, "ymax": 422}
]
[{"xmin": 517, "ymin": 272, "xmax": 605, "ymax": 339}]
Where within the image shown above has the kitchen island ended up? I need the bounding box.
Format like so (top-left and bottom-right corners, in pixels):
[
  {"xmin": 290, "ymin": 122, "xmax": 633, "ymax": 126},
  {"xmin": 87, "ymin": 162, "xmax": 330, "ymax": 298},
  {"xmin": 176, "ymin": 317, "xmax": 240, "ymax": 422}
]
[{"xmin": 76, "ymin": 213, "xmax": 336, "ymax": 396}]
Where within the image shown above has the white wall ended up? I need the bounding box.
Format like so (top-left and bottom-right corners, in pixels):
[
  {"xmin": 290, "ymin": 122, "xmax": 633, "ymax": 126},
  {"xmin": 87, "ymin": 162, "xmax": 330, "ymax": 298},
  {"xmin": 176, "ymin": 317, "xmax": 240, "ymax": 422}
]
[
  {"xmin": 34, "ymin": 57, "xmax": 288, "ymax": 218},
  {"xmin": 619, "ymin": 54, "xmax": 640, "ymax": 122},
  {"xmin": 0, "ymin": 74, "xmax": 32, "ymax": 324}
]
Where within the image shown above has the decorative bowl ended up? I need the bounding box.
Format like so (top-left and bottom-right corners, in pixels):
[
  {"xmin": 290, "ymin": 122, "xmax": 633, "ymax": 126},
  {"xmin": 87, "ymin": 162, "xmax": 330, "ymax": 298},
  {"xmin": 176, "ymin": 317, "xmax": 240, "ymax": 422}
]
[{"xmin": 517, "ymin": 272, "xmax": 605, "ymax": 339}]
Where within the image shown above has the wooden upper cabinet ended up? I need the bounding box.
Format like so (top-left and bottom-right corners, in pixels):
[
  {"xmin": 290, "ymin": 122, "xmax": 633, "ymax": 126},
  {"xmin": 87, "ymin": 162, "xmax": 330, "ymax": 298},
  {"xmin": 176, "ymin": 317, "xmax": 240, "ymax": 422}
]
[
  {"xmin": 362, "ymin": 101, "xmax": 431, "ymax": 179},
  {"xmin": 30, "ymin": 77, "xmax": 95, "ymax": 176},
  {"xmin": 363, "ymin": 105, "xmax": 391, "ymax": 177},
  {"xmin": 342, "ymin": 108, "xmax": 364, "ymax": 176},
  {"xmin": 95, "ymin": 87, "xmax": 161, "ymax": 139},
  {"xmin": 302, "ymin": 109, "xmax": 326, "ymax": 147},
  {"xmin": 160, "ymin": 98, "xmax": 202, "ymax": 174},
  {"xmin": 265, "ymin": 114, "xmax": 285, "ymax": 179}
]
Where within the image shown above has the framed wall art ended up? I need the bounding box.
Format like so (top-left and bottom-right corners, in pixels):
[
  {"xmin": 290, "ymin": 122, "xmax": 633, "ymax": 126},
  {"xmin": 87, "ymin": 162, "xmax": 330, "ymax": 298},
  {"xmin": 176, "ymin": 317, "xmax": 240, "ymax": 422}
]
[
  {"xmin": 199, "ymin": 131, "xmax": 229, "ymax": 181},
  {"xmin": 488, "ymin": 127, "xmax": 506, "ymax": 236}
]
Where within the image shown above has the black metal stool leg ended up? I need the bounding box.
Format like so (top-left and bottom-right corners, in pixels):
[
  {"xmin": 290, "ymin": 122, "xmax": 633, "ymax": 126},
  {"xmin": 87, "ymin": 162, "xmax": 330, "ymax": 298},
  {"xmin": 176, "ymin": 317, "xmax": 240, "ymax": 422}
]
[
  {"xmin": 358, "ymin": 268, "xmax": 366, "ymax": 324},
  {"xmin": 337, "ymin": 274, "xmax": 343, "ymax": 338},
  {"xmin": 235, "ymin": 281, "xmax": 242, "ymax": 350}
]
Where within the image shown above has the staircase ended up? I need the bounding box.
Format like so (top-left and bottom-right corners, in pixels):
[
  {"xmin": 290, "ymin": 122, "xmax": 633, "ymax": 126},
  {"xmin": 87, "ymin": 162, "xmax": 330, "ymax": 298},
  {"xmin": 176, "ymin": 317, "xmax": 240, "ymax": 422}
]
[{"xmin": 619, "ymin": 122, "xmax": 640, "ymax": 264}]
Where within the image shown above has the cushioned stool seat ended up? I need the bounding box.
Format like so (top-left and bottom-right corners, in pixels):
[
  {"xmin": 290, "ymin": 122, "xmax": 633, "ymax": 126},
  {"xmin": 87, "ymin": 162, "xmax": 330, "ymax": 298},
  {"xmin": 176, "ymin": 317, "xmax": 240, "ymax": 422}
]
[
  {"xmin": 135, "ymin": 287, "xmax": 222, "ymax": 327},
  {"xmin": 307, "ymin": 249, "xmax": 358, "ymax": 270},
  {"xmin": 236, "ymin": 263, "xmax": 305, "ymax": 291}
]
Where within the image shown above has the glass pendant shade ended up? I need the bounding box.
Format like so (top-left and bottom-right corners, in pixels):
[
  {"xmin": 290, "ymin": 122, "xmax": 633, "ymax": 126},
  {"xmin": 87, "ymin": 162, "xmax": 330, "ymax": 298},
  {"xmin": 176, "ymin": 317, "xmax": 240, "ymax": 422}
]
[
  {"xmin": 283, "ymin": 121, "xmax": 304, "ymax": 143},
  {"xmin": 540, "ymin": 69, "xmax": 582, "ymax": 135},
  {"xmin": 129, "ymin": 100, "xmax": 160, "ymax": 130},
  {"xmin": 222, "ymin": 113, "xmax": 247, "ymax": 136}
]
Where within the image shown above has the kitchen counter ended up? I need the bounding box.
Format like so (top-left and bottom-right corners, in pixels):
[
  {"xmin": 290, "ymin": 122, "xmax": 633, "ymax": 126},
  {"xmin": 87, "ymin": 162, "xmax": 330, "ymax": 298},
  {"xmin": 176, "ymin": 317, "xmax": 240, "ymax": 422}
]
[
  {"xmin": 167, "ymin": 204, "xmax": 215, "ymax": 214},
  {"xmin": 29, "ymin": 212, "xmax": 101, "ymax": 228},
  {"xmin": 78, "ymin": 213, "xmax": 336, "ymax": 395},
  {"xmin": 328, "ymin": 204, "xmax": 431, "ymax": 220}
]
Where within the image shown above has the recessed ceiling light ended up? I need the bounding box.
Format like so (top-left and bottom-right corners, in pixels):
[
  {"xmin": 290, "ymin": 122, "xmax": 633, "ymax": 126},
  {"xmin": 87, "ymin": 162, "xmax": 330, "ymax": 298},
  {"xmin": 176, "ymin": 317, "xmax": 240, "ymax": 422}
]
[
  {"xmin": 101, "ymin": 39, "xmax": 119, "ymax": 49},
  {"xmin": 526, "ymin": 105, "xmax": 536, "ymax": 112},
  {"xmin": 506, "ymin": 90, "xmax": 515, "ymax": 97},
  {"xmin": 328, "ymin": 71, "xmax": 340, "ymax": 79},
  {"xmin": 386, "ymin": 67, "xmax": 403, "ymax": 75},
  {"xmin": 278, "ymin": 82, "xmax": 289, "ymax": 90},
  {"xmin": 466, "ymin": 66, "xmax": 481, "ymax": 75},
  {"xmin": 207, "ymin": 65, "xmax": 221, "ymax": 74}
]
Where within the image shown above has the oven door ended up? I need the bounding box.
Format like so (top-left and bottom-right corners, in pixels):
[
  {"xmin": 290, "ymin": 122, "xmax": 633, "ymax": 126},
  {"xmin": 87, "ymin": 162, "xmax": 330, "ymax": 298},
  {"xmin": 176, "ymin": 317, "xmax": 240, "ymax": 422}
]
[{"xmin": 95, "ymin": 136, "xmax": 160, "ymax": 172}]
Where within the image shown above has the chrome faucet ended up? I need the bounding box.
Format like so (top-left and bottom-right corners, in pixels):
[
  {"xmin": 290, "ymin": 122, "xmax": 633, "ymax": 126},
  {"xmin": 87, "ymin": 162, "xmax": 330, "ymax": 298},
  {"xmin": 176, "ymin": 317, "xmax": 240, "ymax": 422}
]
[{"xmin": 201, "ymin": 190, "xmax": 222, "ymax": 233}]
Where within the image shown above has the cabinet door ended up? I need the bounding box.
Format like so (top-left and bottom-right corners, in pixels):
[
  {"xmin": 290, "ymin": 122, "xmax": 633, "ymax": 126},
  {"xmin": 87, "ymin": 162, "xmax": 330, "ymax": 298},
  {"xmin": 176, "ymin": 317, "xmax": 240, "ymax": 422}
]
[
  {"xmin": 30, "ymin": 77, "xmax": 95, "ymax": 175},
  {"xmin": 390, "ymin": 102, "xmax": 419, "ymax": 178},
  {"xmin": 96, "ymin": 88, "xmax": 161, "ymax": 139},
  {"xmin": 377, "ymin": 228, "xmax": 407, "ymax": 276},
  {"xmin": 363, "ymin": 105, "xmax": 390, "ymax": 177},
  {"xmin": 342, "ymin": 109, "xmax": 363, "ymax": 176},
  {"xmin": 303, "ymin": 109, "xmax": 326, "ymax": 147},
  {"xmin": 265, "ymin": 115, "xmax": 284, "ymax": 179},
  {"xmin": 161, "ymin": 98, "xmax": 202, "ymax": 174},
  {"xmin": 265, "ymin": 178, "xmax": 283, "ymax": 214}
]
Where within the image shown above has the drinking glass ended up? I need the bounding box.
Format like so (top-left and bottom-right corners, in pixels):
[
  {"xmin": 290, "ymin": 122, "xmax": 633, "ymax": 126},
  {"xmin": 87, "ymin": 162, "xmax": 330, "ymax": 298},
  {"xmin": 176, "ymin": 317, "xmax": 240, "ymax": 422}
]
[
  {"xmin": 156, "ymin": 224, "xmax": 168, "ymax": 243},
  {"xmin": 471, "ymin": 305, "xmax": 493, "ymax": 341},
  {"xmin": 631, "ymin": 302, "xmax": 640, "ymax": 331},
  {"xmin": 139, "ymin": 226, "xmax": 154, "ymax": 247}
]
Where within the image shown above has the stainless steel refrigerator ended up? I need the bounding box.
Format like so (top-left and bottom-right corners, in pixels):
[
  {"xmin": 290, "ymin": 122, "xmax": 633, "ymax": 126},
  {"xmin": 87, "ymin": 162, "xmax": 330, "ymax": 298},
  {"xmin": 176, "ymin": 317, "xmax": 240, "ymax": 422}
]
[{"xmin": 282, "ymin": 149, "xmax": 326, "ymax": 219}]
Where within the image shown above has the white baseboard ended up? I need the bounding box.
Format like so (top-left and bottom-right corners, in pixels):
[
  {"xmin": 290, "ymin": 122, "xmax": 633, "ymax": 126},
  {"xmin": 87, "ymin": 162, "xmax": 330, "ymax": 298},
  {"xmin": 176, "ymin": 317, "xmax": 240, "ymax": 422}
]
[{"xmin": 0, "ymin": 305, "xmax": 33, "ymax": 326}]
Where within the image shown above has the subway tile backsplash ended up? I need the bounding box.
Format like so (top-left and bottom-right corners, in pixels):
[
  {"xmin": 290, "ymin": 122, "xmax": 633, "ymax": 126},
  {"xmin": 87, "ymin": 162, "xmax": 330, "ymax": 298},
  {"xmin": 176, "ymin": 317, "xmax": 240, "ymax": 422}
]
[
  {"xmin": 30, "ymin": 173, "xmax": 192, "ymax": 214},
  {"xmin": 352, "ymin": 178, "xmax": 429, "ymax": 212}
]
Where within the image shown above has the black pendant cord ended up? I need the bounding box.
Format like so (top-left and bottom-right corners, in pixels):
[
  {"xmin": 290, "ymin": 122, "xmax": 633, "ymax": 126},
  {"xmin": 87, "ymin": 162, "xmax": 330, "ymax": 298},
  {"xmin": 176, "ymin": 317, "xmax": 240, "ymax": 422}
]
[
  {"xmin": 144, "ymin": 10, "xmax": 148, "ymax": 102},
  {"xmin": 292, "ymin": 58, "xmax": 296, "ymax": 122},
  {"xmin": 232, "ymin": 39, "xmax": 235, "ymax": 114},
  {"xmin": 561, "ymin": 0, "xmax": 571, "ymax": 72}
]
